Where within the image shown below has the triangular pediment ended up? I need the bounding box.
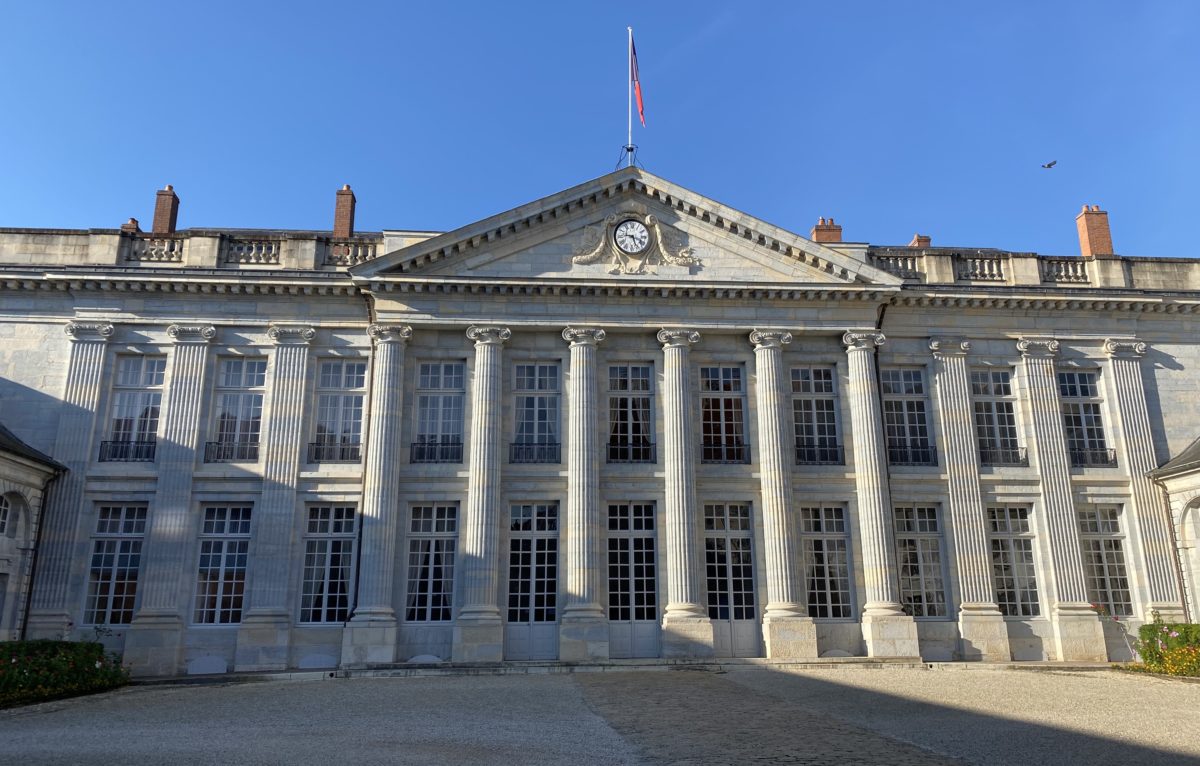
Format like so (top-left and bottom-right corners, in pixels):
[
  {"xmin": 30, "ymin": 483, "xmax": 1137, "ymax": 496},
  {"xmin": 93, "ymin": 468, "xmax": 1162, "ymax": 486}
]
[{"xmin": 351, "ymin": 167, "xmax": 902, "ymax": 287}]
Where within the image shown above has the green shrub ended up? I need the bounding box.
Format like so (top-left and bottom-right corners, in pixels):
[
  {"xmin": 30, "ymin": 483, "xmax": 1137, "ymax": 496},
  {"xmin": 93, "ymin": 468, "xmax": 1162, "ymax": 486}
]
[
  {"xmin": 1136, "ymin": 617, "xmax": 1200, "ymax": 677},
  {"xmin": 0, "ymin": 640, "xmax": 128, "ymax": 708}
]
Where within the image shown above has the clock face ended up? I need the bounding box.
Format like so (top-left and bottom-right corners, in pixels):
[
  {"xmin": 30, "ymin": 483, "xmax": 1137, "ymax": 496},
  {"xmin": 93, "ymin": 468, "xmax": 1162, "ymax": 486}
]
[{"xmin": 614, "ymin": 219, "xmax": 650, "ymax": 254}]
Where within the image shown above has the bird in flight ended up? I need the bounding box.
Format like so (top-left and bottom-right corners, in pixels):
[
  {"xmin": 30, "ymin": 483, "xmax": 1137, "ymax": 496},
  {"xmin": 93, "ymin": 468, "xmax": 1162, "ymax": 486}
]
[{"xmin": 1041, "ymin": 160, "xmax": 1057, "ymax": 169}]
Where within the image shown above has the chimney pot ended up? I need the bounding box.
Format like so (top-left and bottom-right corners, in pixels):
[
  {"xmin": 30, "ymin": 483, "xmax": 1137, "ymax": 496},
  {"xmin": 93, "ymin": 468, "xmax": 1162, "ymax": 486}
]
[
  {"xmin": 334, "ymin": 184, "xmax": 357, "ymax": 239},
  {"xmin": 120, "ymin": 217, "xmax": 141, "ymax": 233},
  {"xmin": 810, "ymin": 216, "xmax": 843, "ymax": 244},
  {"xmin": 1075, "ymin": 204, "xmax": 1114, "ymax": 257},
  {"xmin": 908, "ymin": 233, "xmax": 931, "ymax": 248},
  {"xmin": 152, "ymin": 185, "xmax": 180, "ymax": 235}
]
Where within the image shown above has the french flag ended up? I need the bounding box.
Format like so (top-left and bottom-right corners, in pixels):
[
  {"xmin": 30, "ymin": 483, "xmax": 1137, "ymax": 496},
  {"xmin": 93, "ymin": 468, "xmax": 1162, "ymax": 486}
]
[{"xmin": 631, "ymin": 36, "xmax": 646, "ymax": 127}]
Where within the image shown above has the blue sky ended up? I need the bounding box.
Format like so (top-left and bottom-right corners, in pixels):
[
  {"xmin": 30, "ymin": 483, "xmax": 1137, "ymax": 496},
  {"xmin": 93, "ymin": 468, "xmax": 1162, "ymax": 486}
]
[{"xmin": 1, "ymin": 1, "xmax": 1196, "ymax": 256}]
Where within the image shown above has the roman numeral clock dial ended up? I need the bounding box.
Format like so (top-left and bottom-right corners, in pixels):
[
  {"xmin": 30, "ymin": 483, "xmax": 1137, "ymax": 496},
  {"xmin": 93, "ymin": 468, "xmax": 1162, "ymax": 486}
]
[{"xmin": 614, "ymin": 219, "xmax": 650, "ymax": 254}]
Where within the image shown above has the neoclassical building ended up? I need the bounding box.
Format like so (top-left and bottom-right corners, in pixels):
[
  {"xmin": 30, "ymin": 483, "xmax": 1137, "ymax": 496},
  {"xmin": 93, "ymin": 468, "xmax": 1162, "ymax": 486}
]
[{"xmin": 1, "ymin": 168, "xmax": 1197, "ymax": 675}]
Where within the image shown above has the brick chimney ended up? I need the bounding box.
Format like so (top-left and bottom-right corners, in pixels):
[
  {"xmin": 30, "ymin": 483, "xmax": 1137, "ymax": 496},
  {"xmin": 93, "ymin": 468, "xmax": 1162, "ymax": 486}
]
[
  {"xmin": 152, "ymin": 185, "xmax": 179, "ymax": 235},
  {"xmin": 810, "ymin": 217, "xmax": 842, "ymax": 243},
  {"xmin": 334, "ymin": 184, "xmax": 356, "ymax": 238},
  {"xmin": 1076, "ymin": 204, "xmax": 1113, "ymax": 256},
  {"xmin": 120, "ymin": 217, "xmax": 141, "ymax": 233},
  {"xmin": 908, "ymin": 233, "xmax": 931, "ymax": 248}
]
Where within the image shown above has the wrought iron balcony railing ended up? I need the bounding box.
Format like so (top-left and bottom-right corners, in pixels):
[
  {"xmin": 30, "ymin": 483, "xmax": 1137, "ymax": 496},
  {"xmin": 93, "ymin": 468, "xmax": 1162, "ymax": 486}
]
[
  {"xmin": 795, "ymin": 442, "xmax": 844, "ymax": 465},
  {"xmin": 204, "ymin": 440, "xmax": 259, "ymax": 463},
  {"xmin": 701, "ymin": 440, "xmax": 749, "ymax": 464},
  {"xmin": 979, "ymin": 446, "xmax": 1029, "ymax": 467},
  {"xmin": 886, "ymin": 444, "xmax": 938, "ymax": 466},
  {"xmin": 509, "ymin": 442, "xmax": 561, "ymax": 464},
  {"xmin": 411, "ymin": 441, "xmax": 464, "ymax": 464},
  {"xmin": 1070, "ymin": 447, "xmax": 1117, "ymax": 467},
  {"xmin": 607, "ymin": 440, "xmax": 656, "ymax": 463},
  {"xmin": 308, "ymin": 442, "xmax": 362, "ymax": 463},
  {"xmin": 99, "ymin": 440, "xmax": 156, "ymax": 462}
]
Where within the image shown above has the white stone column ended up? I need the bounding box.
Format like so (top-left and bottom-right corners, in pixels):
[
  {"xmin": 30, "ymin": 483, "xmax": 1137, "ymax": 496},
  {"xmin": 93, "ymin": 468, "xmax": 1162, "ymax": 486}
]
[
  {"xmin": 1104, "ymin": 338, "xmax": 1185, "ymax": 621},
  {"xmin": 657, "ymin": 328, "xmax": 713, "ymax": 657},
  {"xmin": 27, "ymin": 321, "xmax": 113, "ymax": 638},
  {"xmin": 1017, "ymin": 337, "xmax": 1105, "ymax": 661},
  {"xmin": 559, "ymin": 326, "xmax": 609, "ymax": 661},
  {"xmin": 842, "ymin": 330, "xmax": 919, "ymax": 657},
  {"xmin": 452, "ymin": 325, "xmax": 510, "ymax": 662},
  {"xmin": 750, "ymin": 329, "xmax": 817, "ymax": 658},
  {"xmin": 341, "ymin": 324, "xmax": 411, "ymax": 666},
  {"xmin": 929, "ymin": 337, "xmax": 1009, "ymax": 661},
  {"xmin": 236, "ymin": 324, "xmax": 314, "ymax": 671},
  {"xmin": 123, "ymin": 323, "xmax": 214, "ymax": 677}
]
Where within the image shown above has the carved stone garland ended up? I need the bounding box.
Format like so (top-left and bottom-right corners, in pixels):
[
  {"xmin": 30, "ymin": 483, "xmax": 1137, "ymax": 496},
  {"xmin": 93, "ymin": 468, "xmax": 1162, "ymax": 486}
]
[{"xmin": 572, "ymin": 213, "xmax": 698, "ymax": 275}]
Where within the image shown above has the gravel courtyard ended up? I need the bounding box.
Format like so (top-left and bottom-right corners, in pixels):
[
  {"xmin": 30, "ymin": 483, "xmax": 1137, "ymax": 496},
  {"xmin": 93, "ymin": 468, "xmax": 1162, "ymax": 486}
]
[{"xmin": 2, "ymin": 667, "xmax": 1198, "ymax": 765}]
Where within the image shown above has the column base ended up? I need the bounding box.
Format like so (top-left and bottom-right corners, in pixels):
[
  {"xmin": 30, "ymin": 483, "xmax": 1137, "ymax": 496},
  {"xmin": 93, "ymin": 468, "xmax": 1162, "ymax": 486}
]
[
  {"xmin": 559, "ymin": 609, "xmax": 609, "ymax": 662},
  {"xmin": 123, "ymin": 611, "xmax": 185, "ymax": 677},
  {"xmin": 1051, "ymin": 604, "xmax": 1107, "ymax": 661},
  {"xmin": 957, "ymin": 606, "xmax": 1010, "ymax": 662},
  {"xmin": 862, "ymin": 612, "xmax": 920, "ymax": 658},
  {"xmin": 661, "ymin": 616, "xmax": 714, "ymax": 658},
  {"xmin": 452, "ymin": 618, "xmax": 504, "ymax": 663},
  {"xmin": 234, "ymin": 609, "xmax": 292, "ymax": 672},
  {"xmin": 23, "ymin": 609, "xmax": 74, "ymax": 640},
  {"xmin": 341, "ymin": 613, "xmax": 398, "ymax": 667},
  {"xmin": 1146, "ymin": 603, "xmax": 1187, "ymax": 624},
  {"xmin": 762, "ymin": 616, "xmax": 818, "ymax": 659}
]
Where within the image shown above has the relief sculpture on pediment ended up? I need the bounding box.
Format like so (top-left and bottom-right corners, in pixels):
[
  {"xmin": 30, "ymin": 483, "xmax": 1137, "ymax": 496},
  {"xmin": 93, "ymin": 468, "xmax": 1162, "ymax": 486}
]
[{"xmin": 572, "ymin": 213, "xmax": 699, "ymax": 275}]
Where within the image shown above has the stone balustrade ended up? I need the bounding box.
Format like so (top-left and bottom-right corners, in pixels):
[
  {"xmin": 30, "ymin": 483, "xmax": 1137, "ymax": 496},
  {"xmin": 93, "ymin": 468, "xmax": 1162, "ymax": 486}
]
[{"xmin": 222, "ymin": 238, "xmax": 282, "ymax": 265}]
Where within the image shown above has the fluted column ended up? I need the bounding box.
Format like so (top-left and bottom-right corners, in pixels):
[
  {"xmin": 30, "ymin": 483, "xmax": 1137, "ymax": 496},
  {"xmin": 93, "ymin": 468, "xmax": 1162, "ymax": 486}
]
[
  {"xmin": 236, "ymin": 324, "xmax": 315, "ymax": 671},
  {"xmin": 657, "ymin": 328, "xmax": 713, "ymax": 657},
  {"xmin": 1018, "ymin": 337, "xmax": 1105, "ymax": 661},
  {"xmin": 342, "ymin": 324, "xmax": 411, "ymax": 667},
  {"xmin": 452, "ymin": 326, "xmax": 510, "ymax": 662},
  {"xmin": 27, "ymin": 321, "xmax": 113, "ymax": 638},
  {"xmin": 559, "ymin": 327, "xmax": 609, "ymax": 660},
  {"xmin": 843, "ymin": 330, "xmax": 918, "ymax": 657},
  {"xmin": 751, "ymin": 330, "xmax": 817, "ymax": 659},
  {"xmin": 1105, "ymin": 339, "xmax": 1184, "ymax": 620},
  {"xmin": 929, "ymin": 337, "xmax": 1009, "ymax": 661},
  {"xmin": 124, "ymin": 324, "xmax": 215, "ymax": 676}
]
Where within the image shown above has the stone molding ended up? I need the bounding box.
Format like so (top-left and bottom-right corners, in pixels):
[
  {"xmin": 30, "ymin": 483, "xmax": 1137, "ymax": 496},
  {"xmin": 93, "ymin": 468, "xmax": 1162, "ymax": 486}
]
[
  {"xmin": 561, "ymin": 327, "xmax": 606, "ymax": 346},
  {"xmin": 64, "ymin": 321, "xmax": 114, "ymax": 341},
  {"xmin": 466, "ymin": 326, "xmax": 511, "ymax": 346},
  {"xmin": 166, "ymin": 324, "xmax": 217, "ymax": 343},
  {"xmin": 267, "ymin": 324, "xmax": 316, "ymax": 345},
  {"xmin": 842, "ymin": 330, "xmax": 885, "ymax": 351},
  {"xmin": 1104, "ymin": 338, "xmax": 1148, "ymax": 358},
  {"xmin": 929, "ymin": 336, "xmax": 971, "ymax": 356},
  {"xmin": 368, "ymin": 324, "xmax": 413, "ymax": 345},
  {"xmin": 571, "ymin": 212, "xmax": 698, "ymax": 275},
  {"xmin": 749, "ymin": 329, "xmax": 793, "ymax": 349},
  {"xmin": 657, "ymin": 328, "xmax": 701, "ymax": 348},
  {"xmin": 1016, "ymin": 337, "xmax": 1060, "ymax": 357}
]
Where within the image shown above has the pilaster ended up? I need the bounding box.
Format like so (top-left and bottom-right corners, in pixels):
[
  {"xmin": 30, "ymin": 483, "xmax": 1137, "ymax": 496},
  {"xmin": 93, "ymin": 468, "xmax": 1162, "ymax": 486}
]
[
  {"xmin": 235, "ymin": 324, "xmax": 314, "ymax": 671},
  {"xmin": 1104, "ymin": 338, "xmax": 1185, "ymax": 621},
  {"xmin": 929, "ymin": 336, "xmax": 1009, "ymax": 661},
  {"xmin": 559, "ymin": 327, "xmax": 609, "ymax": 661},
  {"xmin": 657, "ymin": 328, "xmax": 713, "ymax": 657},
  {"xmin": 750, "ymin": 330, "xmax": 816, "ymax": 658},
  {"xmin": 124, "ymin": 323, "xmax": 215, "ymax": 677},
  {"xmin": 341, "ymin": 323, "xmax": 411, "ymax": 667},
  {"xmin": 1018, "ymin": 336, "xmax": 1105, "ymax": 660},
  {"xmin": 452, "ymin": 326, "xmax": 510, "ymax": 662},
  {"xmin": 842, "ymin": 330, "xmax": 919, "ymax": 658},
  {"xmin": 26, "ymin": 321, "xmax": 113, "ymax": 639}
]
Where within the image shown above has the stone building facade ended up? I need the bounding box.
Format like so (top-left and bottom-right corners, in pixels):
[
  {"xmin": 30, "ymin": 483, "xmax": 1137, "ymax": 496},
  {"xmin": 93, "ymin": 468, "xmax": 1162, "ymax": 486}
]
[{"xmin": 1, "ymin": 167, "xmax": 1198, "ymax": 675}]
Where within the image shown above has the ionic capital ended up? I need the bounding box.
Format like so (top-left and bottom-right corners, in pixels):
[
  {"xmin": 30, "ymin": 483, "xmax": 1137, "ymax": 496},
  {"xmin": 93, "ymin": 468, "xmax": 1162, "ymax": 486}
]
[
  {"xmin": 929, "ymin": 336, "xmax": 971, "ymax": 357},
  {"xmin": 1016, "ymin": 336, "xmax": 1059, "ymax": 358},
  {"xmin": 466, "ymin": 325, "xmax": 511, "ymax": 346},
  {"xmin": 369, "ymin": 324, "xmax": 413, "ymax": 345},
  {"xmin": 562, "ymin": 326, "xmax": 606, "ymax": 346},
  {"xmin": 842, "ymin": 330, "xmax": 885, "ymax": 352},
  {"xmin": 749, "ymin": 329, "xmax": 793, "ymax": 350},
  {"xmin": 167, "ymin": 324, "xmax": 217, "ymax": 344},
  {"xmin": 657, "ymin": 328, "xmax": 701, "ymax": 349},
  {"xmin": 267, "ymin": 324, "xmax": 316, "ymax": 345},
  {"xmin": 1103, "ymin": 338, "xmax": 1148, "ymax": 358},
  {"xmin": 64, "ymin": 321, "xmax": 115, "ymax": 342}
]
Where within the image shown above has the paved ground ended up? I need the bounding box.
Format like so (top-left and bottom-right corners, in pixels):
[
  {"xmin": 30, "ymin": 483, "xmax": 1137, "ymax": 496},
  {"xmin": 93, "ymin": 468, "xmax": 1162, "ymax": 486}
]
[{"xmin": 2, "ymin": 667, "xmax": 1198, "ymax": 765}]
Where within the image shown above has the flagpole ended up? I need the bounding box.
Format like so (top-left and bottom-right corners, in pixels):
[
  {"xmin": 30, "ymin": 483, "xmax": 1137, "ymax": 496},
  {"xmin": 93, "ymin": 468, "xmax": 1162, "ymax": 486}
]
[{"xmin": 627, "ymin": 26, "xmax": 633, "ymax": 167}]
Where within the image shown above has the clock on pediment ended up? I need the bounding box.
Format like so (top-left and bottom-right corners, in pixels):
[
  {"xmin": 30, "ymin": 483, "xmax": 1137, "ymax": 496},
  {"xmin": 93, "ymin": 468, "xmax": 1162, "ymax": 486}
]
[{"xmin": 572, "ymin": 213, "xmax": 698, "ymax": 275}]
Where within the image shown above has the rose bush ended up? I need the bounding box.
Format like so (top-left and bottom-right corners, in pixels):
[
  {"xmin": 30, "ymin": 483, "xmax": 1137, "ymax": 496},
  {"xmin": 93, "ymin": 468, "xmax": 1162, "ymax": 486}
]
[{"xmin": 0, "ymin": 640, "xmax": 128, "ymax": 707}]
